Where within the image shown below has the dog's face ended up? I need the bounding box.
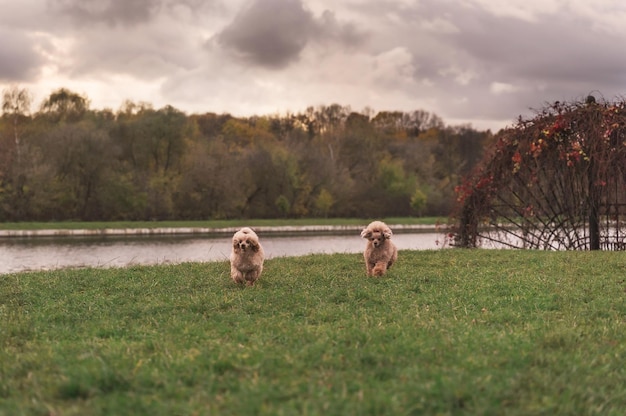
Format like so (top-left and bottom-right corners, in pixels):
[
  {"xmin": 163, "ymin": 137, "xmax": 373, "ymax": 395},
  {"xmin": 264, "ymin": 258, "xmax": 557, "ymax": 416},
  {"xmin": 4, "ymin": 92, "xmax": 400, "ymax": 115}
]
[
  {"xmin": 361, "ymin": 222, "xmax": 393, "ymax": 247},
  {"xmin": 233, "ymin": 228, "xmax": 260, "ymax": 252},
  {"xmin": 363, "ymin": 230, "xmax": 386, "ymax": 247},
  {"xmin": 234, "ymin": 236, "xmax": 256, "ymax": 252}
]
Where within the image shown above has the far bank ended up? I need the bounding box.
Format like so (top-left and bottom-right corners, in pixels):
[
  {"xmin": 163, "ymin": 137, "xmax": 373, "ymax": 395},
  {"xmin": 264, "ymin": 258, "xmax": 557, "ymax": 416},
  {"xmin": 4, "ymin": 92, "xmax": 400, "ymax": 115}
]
[
  {"xmin": 0, "ymin": 217, "xmax": 447, "ymax": 238},
  {"xmin": 0, "ymin": 223, "xmax": 442, "ymax": 238}
]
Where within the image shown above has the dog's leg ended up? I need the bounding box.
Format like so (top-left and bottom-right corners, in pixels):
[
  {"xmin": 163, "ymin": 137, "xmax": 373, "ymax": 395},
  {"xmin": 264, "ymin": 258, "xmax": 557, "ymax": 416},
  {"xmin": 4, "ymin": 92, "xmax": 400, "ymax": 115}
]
[
  {"xmin": 231, "ymin": 266, "xmax": 245, "ymax": 284},
  {"xmin": 373, "ymin": 261, "xmax": 387, "ymax": 276},
  {"xmin": 245, "ymin": 269, "xmax": 259, "ymax": 286}
]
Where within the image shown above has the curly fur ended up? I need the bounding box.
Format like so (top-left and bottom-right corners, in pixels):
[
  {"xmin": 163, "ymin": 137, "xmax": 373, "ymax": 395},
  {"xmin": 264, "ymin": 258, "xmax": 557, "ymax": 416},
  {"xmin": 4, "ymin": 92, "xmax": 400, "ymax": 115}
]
[
  {"xmin": 230, "ymin": 227, "xmax": 265, "ymax": 286},
  {"xmin": 360, "ymin": 221, "xmax": 398, "ymax": 276}
]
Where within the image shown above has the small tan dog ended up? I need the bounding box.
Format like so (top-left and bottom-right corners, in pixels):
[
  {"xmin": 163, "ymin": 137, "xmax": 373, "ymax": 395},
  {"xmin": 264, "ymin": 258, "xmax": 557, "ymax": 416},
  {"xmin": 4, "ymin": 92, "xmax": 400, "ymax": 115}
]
[
  {"xmin": 360, "ymin": 221, "xmax": 398, "ymax": 276},
  {"xmin": 230, "ymin": 227, "xmax": 265, "ymax": 286}
]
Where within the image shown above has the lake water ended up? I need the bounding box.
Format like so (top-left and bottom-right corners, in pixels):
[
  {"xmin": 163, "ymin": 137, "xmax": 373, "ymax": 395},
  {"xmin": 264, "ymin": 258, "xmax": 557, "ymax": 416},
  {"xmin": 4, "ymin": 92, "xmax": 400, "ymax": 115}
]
[{"xmin": 0, "ymin": 231, "xmax": 450, "ymax": 274}]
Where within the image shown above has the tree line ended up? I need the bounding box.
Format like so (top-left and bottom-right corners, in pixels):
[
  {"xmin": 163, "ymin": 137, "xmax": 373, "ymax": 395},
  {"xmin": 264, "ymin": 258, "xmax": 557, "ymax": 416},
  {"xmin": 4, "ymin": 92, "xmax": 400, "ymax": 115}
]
[{"xmin": 0, "ymin": 86, "xmax": 492, "ymax": 221}]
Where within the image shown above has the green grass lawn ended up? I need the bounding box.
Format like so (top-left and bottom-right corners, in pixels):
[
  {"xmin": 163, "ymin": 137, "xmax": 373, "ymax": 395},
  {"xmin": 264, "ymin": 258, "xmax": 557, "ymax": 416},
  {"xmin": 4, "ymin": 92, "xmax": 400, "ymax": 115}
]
[{"xmin": 1, "ymin": 249, "xmax": 626, "ymax": 415}]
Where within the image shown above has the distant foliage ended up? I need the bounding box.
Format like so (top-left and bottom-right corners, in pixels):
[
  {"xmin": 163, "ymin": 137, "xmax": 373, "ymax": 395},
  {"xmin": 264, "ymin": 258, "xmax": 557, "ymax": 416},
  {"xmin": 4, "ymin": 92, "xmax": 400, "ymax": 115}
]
[
  {"xmin": 453, "ymin": 97, "xmax": 626, "ymax": 250},
  {"xmin": 0, "ymin": 87, "xmax": 491, "ymax": 221}
]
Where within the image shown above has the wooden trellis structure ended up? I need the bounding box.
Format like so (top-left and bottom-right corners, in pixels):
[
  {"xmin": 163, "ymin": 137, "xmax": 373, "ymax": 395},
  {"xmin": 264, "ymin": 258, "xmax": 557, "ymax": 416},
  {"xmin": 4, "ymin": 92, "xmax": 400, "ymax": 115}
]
[{"xmin": 453, "ymin": 97, "xmax": 626, "ymax": 250}]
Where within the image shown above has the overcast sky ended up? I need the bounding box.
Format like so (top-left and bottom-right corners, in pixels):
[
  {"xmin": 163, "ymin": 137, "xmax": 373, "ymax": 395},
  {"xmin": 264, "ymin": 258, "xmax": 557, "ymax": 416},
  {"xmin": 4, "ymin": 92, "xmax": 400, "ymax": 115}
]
[{"xmin": 2, "ymin": 0, "xmax": 626, "ymax": 131}]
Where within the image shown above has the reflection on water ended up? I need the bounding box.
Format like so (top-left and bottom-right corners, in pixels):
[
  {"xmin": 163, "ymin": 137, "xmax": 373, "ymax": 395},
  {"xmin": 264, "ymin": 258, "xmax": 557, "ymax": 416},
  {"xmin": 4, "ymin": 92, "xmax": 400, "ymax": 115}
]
[{"xmin": 0, "ymin": 232, "xmax": 449, "ymax": 274}]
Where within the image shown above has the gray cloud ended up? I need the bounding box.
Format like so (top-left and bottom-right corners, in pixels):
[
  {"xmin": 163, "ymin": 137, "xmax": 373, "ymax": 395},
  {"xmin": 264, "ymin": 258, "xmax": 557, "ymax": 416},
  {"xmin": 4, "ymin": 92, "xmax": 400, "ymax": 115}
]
[
  {"xmin": 447, "ymin": 6, "xmax": 626, "ymax": 84},
  {"xmin": 216, "ymin": 0, "xmax": 367, "ymax": 69},
  {"xmin": 216, "ymin": 0, "xmax": 316, "ymax": 68},
  {"xmin": 373, "ymin": 0, "xmax": 626, "ymax": 125},
  {"xmin": 0, "ymin": 29, "xmax": 44, "ymax": 82},
  {"xmin": 60, "ymin": 23, "xmax": 201, "ymax": 80},
  {"xmin": 50, "ymin": 0, "xmax": 162, "ymax": 27},
  {"xmin": 38, "ymin": 0, "xmax": 217, "ymax": 81},
  {"xmin": 315, "ymin": 10, "xmax": 367, "ymax": 50}
]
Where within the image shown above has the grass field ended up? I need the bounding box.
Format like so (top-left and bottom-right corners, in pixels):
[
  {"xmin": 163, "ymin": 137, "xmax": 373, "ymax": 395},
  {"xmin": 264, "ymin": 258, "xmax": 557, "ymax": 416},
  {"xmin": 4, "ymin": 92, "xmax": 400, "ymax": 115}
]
[{"xmin": 1, "ymin": 249, "xmax": 626, "ymax": 415}]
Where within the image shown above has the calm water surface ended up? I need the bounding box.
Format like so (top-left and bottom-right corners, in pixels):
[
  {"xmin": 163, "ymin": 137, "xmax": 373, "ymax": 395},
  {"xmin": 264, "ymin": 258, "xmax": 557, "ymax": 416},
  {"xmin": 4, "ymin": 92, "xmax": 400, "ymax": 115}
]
[{"xmin": 0, "ymin": 232, "xmax": 449, "ymax": 274}]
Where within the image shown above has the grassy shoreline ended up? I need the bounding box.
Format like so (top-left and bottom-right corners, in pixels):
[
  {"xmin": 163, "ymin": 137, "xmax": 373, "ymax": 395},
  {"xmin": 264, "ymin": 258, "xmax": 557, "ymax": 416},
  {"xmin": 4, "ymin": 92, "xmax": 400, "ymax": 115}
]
[
  {"xmin": 0, "ymin": 217, "xmax": 446, "ymax": 231},
  {"xmin": 2, "ymin": 250, "xmax": 626, "ymax": 414}
]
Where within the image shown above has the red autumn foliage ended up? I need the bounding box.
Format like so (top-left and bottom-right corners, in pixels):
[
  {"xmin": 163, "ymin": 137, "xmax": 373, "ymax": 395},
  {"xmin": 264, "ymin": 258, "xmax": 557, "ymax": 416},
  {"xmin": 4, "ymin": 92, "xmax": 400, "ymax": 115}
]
[{"xmin": 451, "ymin": 97, "xmax": 626, "ymax": 250}]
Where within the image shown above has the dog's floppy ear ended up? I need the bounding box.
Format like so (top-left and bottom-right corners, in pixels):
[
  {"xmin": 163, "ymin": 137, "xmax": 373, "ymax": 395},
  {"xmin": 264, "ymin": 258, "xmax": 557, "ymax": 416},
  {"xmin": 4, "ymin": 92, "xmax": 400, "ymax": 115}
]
[
  {"xmin": 232, "ymin": 237, "xmax": 240, "ymax": 248},
  {"xmin": 383, "ymin": 228, "xmax": 393, "ymax": 239},
  {"xmin": 247, "ymin": 236, "xmax": 259, "ymax": 251},
  {"xmin": 361, "ymin": 228, "xmax": 371, "ymax": 239}
]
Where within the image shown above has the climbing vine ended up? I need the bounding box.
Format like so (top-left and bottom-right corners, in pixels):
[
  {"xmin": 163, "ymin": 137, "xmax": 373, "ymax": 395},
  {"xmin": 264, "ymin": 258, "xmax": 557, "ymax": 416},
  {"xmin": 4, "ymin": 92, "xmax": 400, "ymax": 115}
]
[{"xmin": 453, "ymin": 97, "xmax": 626, "ymax": 250}]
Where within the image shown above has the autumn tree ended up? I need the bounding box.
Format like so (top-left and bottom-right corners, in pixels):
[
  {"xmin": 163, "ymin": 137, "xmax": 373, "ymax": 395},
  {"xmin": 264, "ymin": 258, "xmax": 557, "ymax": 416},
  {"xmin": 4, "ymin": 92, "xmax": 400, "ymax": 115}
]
[
  {"xmin": 174, "ymin": 137, "xmax": 246, "ymax": 219},
  {"xmin": 2, "ymin": 85, "xmax": 32, "ymax": 169},
  {"xmin": 40, "ymin": 88, "xmax": 89, "ymax": 123},
  {"xmin": 44, "ymin": 121, "xmax": 114, "ymax": 219}
]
